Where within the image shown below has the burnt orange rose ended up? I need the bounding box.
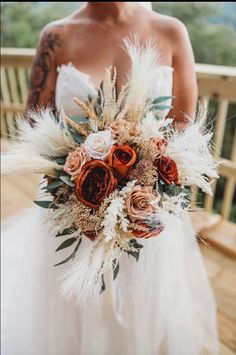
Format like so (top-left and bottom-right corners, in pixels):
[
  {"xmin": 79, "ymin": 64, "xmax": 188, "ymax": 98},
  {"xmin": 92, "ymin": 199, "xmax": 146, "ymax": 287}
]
[
  {"xmin": 83, "ymin": 230, "xmax": 97, "ymax": 241},
  {"xmin": 75, "ymin": 160, "xmax": 117, "ymax": 209},
  {"xmin": 132, "ymin": 221, "xmax": 164, "ymax": 239},
  {"xmin": 155, "ymin": 156, "xmax": 178, "ymax": 185},
  {"xmin": 107, "ymin": 144, "xmax": 137, "ymax": 179}
]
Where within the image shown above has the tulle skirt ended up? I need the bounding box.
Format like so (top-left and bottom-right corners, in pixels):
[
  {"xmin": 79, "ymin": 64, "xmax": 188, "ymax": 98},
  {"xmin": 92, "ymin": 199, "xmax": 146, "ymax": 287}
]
[{"xmin": 1, "ymin": 205, "xmax": 218, "ymax": 355}]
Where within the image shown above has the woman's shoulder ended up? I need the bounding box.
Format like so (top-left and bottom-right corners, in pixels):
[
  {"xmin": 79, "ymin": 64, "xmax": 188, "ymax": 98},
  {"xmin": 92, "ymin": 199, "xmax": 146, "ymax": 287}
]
[
  {"xmin": 149, "ymin": 12, "xmax": 190, "ymax": 44},
  {"xmin": 37, "ymin": 8, "xmax": 91, "ymax": 45}
]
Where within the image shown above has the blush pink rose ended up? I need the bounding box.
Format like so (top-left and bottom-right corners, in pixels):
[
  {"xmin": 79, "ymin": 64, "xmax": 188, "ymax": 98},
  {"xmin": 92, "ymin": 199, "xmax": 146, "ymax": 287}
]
[
  {"xmin": 125, "ymin": 185, "xmax": 156, "ymax": 222},
  {"xmin": 109, "ymin": 118, "xmax": 132, "ymax": 138},
  {"xmin": 63, "ymin": 146, "xmax": 90, "ymax": 180}
]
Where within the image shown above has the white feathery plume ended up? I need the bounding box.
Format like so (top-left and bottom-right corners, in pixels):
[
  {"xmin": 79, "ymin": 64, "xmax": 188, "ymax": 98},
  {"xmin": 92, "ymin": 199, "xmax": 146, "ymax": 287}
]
[
  {"xmin": 1, "ymin": 147, "xmax": 61, "ymax": 177},
  {"xmin": 122, "ymin": 34, "xmax": 160, "ymax": 121},
  {"xmin": 16, "ymin": 108, "xmax": 76, "ymax": 157},
  {"xmin": 48, "ymin": 201, "xmax": 78, "ymax": 237},
  {"xmin": 102, "ymin": 180, "xmax": 135, "ymax": 242},
  {"xmin": 165, "ymin": 119, "xmax": 218, "ymax": 194},
  {"xmin": 1, "ymin": 108, "xmax": 76, "ymax": 176},
  {"xmin": 102, "ymin": 195, "xmax": 125, "ymax": 242},
  {"xmin": 162, "ymin": 192, "xmax": 190, "ymax": 216},
  {"xmin": 59, "ymin": 238, "xmax": 105, "ymax": 305},
  {"xmin": 140, "ymin": 111, "xmax": 173, "ymax": 139}
]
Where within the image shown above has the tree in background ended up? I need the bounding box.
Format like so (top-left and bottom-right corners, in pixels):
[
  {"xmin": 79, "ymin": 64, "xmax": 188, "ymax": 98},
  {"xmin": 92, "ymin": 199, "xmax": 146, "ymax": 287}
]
[
  {"xmin": 153, "ymin": 2, "xmax": 236, "ymax": 66},
  {"xmin": 1, "ymin": 2, "xmax": 236, "ymax": 66}
]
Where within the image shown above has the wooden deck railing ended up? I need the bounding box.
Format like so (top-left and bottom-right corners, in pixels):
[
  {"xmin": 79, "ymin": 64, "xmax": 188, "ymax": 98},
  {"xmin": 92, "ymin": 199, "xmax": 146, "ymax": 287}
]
[{"xmin": 1, "ymin": 48, "xmax": 236, "ymax": 223}]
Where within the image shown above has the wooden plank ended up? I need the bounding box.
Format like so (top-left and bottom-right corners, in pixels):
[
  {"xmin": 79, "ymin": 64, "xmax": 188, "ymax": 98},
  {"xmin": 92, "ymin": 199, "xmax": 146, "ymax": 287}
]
[
  {"xmin": 222, "ymin": 135, "xmax": 236, "ymax": 219},
  {"xmin": 219, "ymin": 342, "xmax": 236, "ymax": 355},
  {"xmin": 222, "ymin": 179, "xmax": 235, "ymax": 220},
  {"xmin": 217, "ymin": 312, "xmax": 236, "ymax": 352},
  {"xmin": 1, "ymin": 66, "xmax": 11, "ymax": 104},
  {"xmin": 0, "ymin": 111, "xmax": 8, "ymax": 138},
  {"xmin": 197, "ymin": 78, "xmax": 236, "ymax": 102},
  {"xmin": 201, "ymin": 246, "xmax": 236, "ymax": 353},
  {"xmin": 7, "ymin": 66, "xmax": 20, "ymax": 104},
  {"xmin": 5, "ymin": 111, "xmax": 16, "ymax": 139},
  {"xmin": 17, "ymin": 67, "xmax": 29, "ymax": 104},
  {"xmin": 190, "ymin": 209, "xmax": 222, "ymax": 234},
  {"xmin": 205, "ymin": 99, "xmax": 229, "ymax": 211},
  {"xmin": 214, "ymin": 269, "xmax": 236, "ymax": 320},
  {"xmin": 200, "ymin": 220, "xmax": 236, "ymax": 259}
]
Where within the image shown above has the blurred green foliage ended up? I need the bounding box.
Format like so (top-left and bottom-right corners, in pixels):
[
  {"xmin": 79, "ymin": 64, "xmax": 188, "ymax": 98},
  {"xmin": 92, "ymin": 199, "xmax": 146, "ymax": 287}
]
[{"xmin": 1, "ymin": 2, "xmax": 236, "ymax": 66}]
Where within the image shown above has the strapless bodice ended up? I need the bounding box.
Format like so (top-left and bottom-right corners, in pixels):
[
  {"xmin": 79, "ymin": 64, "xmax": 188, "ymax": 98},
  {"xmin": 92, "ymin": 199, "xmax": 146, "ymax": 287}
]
[{"xmin": 55, "ymin": 63, "xmax": 173, "ymax": 119}]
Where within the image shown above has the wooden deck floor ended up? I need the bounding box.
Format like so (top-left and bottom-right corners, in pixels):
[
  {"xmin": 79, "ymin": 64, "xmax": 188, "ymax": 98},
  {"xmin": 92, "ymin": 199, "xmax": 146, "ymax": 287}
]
[{"xmin": 1, "ymin": 172, "xmax": 236, "ymax": 354}]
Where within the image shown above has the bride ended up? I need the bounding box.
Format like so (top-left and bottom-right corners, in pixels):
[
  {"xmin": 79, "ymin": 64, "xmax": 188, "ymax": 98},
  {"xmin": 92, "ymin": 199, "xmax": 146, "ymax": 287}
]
[{"xmin": 2, "ymin": 2, "xmax": 218, "ymax": 355}]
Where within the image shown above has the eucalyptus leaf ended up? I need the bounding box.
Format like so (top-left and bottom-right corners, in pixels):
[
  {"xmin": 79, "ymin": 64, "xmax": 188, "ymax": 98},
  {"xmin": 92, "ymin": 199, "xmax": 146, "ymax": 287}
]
[
  {"xmin": 128, "ymin": 239, "xmax": 143, "ymax": 250},
  {"xmin": 88, "ymin": 94, "xmax": 93, "ymax": 103},
  {"xmin": 55, "ymin": 156, "xmax": 67, "ymax": 165},
  {"xmin": 69, "ymin": 115, "xmax": 89, "ymax": 124},
  {"xmin": 60, "ymin": 175, "xmax": 75, "ymax": 187},
  {"xmin": 69, "ymin": 127, "xmax": 84, "ymax": 143},
  {"xmin": 44, "ymin": 179, "xmax": 63, "ymax": 191},
  {"xmin": 56, "ymin": 227, "xmax": 77, "ymax": 237},
  {"xmin": 126, "ymin": 239, "xmax": 143, "ymax": 262},
  {"xmin": 127, "ymin": 250, "xmax": 140, "ymax": 262},
  {"xmin": 153, "ymin": 104, "xmax": 173, "ymax": 111},
  {"xmin": 55, "ymin": 237, "xmax": 77, "ymax": 252},
  {"xmin": 100, "ymin": 274, "xmax": 106, "ymax": 294},
  {"xmin": 34, "ymin": 200, "xmax": 54, "ymax": 209},
  {"xmin": 112, "ymin": 259, "xmax": 120, "ymax": 280},
  {"xmin": 157, "ymin": 182, "xmax": 164, "ymax": 197},
  {"xmin": 54, "ymin": 238, "xmax": 82, "ymax": 266},
  {"xmin": 152, "ymin": 96, "xmax": 174, "ymax": 105}
]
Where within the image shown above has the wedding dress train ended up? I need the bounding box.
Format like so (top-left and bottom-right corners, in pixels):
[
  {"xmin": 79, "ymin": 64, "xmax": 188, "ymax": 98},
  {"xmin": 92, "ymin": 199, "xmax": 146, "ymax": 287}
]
[{"xmin": 1, "ymin": 63, "xmax": 218, "ymax": 355}]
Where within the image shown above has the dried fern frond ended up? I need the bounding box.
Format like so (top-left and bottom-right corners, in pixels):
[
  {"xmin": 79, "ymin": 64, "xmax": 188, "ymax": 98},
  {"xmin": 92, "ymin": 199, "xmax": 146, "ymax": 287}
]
[
  {"xmin": 73, "ymin": 97, "xmax": 98, "ymax": 121},
  {"xmin": 102, "ymin": 67, "xmax": 119, "ymax": 125}
]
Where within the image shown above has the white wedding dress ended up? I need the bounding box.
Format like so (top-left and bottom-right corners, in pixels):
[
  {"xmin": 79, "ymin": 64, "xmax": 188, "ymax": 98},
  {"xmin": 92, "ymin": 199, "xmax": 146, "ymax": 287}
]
[{"xmin": 1, "ymin": 63, "xmax": 218, "ymax": 355}]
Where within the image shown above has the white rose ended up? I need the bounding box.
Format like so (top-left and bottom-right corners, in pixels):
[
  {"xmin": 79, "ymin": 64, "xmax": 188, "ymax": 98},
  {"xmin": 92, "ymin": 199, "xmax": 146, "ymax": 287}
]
[{"xmin": 83, "ymin": 130, "xmax": 115, "ymax": 160}]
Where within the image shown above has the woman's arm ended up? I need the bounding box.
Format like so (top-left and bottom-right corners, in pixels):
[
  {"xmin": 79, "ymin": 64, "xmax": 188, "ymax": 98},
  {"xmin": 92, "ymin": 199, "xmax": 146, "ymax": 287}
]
[
  {"xmin": 26, "ymin": 25, "xmax": 63, "ymax": 110},
  {"xmin": 168, "ymin": 19, "xmax": 198, "ymax": 127}
]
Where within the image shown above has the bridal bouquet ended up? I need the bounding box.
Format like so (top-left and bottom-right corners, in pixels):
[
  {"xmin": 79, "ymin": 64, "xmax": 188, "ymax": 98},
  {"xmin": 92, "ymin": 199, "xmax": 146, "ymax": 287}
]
[{"xmin": 2, "ymin": 38, "xmax": 218, "ymax": 304}]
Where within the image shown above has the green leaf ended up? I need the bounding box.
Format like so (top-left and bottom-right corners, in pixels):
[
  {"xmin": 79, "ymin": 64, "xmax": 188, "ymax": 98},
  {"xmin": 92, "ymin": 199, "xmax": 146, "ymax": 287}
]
[
  {"xmin": 54, "ymin": 238, "xmax": 82, "ymax": 266},
  {"xmin": 128, "ymin": 239, "xmax": 144, "ymax": 250},
  {"xmin": 55, "ymin": 237, "xmax": 77, "ymax": 252},
  {"xmin": 157, "ymin": 182, "xmax": 164, "ymax": 197},
  {"xmin": 55, "ymin": 156, "xmax": 67, "ymax": 165},
  {"xmin": 33, "ymin": 200, "xmax": 54, "ymax": 209},
  {"xmin": 44, "ymin": 179, "xmax": 63, "ymax": 191},
  {"xmin": 68, "ymin": 127, "xmax": 84, "ymax": 144},
  {"xmin": 100, "ymin": 274, "xmax": 106, "ymax": 294},
  {"xmin": 69, "ymin": 115, "xmax": 89, "ymax": 124},
  {"xmin": 112, "ymin": 259, "xmax": 120, "ymax": 280},
  {"xmin": 153, "ymin": 104, "xmax": 173, "ymax": 111},
  {"xmin": 126, "ymin": 239, "xmax": 143, "ymax": 262},
  {"xmin": 56, "ymin": 227, "xmax": 77, "ymax": 237},
  {"xmin": 152, "ymin": 96, "xmax": 174, "ymax": 105},
  {"xmin": 88, "ymin": 94, "xmax": 93, "ymax": 103},
  {"xmin": 60, "ymin": 175, "xmax": 75, "ymax": 187}
]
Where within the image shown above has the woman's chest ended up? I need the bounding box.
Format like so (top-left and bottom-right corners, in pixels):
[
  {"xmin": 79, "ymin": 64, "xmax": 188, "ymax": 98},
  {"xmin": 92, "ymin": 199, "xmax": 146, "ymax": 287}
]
[{"xmin": 55, "ymin": 23, "xmax": 173, "ymax": 92}]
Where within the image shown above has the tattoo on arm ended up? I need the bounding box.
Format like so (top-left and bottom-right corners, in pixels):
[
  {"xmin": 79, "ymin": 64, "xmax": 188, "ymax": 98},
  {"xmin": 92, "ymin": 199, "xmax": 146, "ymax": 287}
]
[{"xmin": 27, "ymin": 32, "xmax": 63, "ymax": 108}]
